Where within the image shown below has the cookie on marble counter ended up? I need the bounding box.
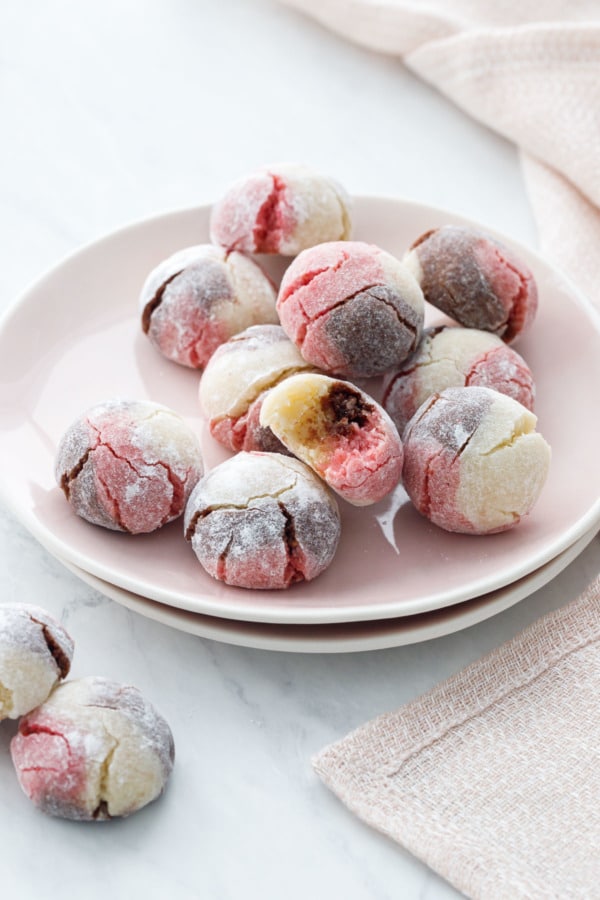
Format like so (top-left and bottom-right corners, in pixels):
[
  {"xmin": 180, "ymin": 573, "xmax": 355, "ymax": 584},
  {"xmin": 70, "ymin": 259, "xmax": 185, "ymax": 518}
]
[
  {"xmin": 0, "ymin": 604, "xmax": 74, "ymax": 721},
  {"xmin": 10, "ymin": 676, "xmax": 174, "ymax": 821}
]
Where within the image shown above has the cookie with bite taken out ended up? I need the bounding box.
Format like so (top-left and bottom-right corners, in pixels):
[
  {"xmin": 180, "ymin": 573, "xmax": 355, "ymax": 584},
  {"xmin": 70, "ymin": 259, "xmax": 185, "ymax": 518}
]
[{"xmin": 260, "ymin": 373, "xmax": 403, "ymax": 506}]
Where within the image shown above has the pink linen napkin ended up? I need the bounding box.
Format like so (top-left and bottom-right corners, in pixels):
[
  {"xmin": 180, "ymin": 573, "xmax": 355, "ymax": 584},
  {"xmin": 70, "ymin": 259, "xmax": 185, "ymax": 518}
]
[
  {"xmin": 279, "ymin": 0, "xmax": 600, "ymax": 308},
  {"xmin": 313, "ymin": 575, "xmax": 600, "ymax": 898},
  {"xmin": 276, "ymin": 3, "xmax": 600, "ymax": 895}
]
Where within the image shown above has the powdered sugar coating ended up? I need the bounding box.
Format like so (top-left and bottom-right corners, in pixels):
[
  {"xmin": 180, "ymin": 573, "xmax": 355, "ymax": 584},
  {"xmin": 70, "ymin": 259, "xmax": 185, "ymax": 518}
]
[
  {"xmin": 140, "ymin": 244, "xmax": 277, "ymax": 369},
  {"xmin": 405, "ymin": 226, "xmax": 538, "ymax": 342},
  {"xmin": 55, "ymin": 399, "xmax": 203, "ymax": 534},
  {"xmin": 260, "ymin": 373, "xmax": 403, "ymax": 506},
  {"xmin": 0, "ymin": 605, "xmax": 74, "ymax": 721},
  {"xmin": 403, "ymin": 386, "xmax": 551, "ymax": 534},
  {"xmin": 184, "ymin": 452, "xmax": 341, "ymax": 590},
  {"xmin": 277, "ymin": 241, "xmax": 424, "ymax": 378},
  {"xmin": 10, "ymin": 676, "xmax": 174, "ymax": 821},
  {"xmin": 199, "ymin": 324, "xmax": 314, "ymax": 453},
  {"xmin": 382, "ymin": 326, "xmax": 536, "ymax": 433},
  {"xmin": 209, "ymin": 163, "xmax": 352, "ymax": 255}
]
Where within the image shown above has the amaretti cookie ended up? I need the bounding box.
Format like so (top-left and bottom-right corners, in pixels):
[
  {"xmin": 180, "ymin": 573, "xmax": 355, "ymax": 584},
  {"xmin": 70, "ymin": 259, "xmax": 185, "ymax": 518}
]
[
  {"xmin": 55, "ymin": 399, "xmax": 203, "ymax": 534},
  {"xmin": 260, "ymin": 373, "xmax": 403, "ymax": 506},
  {"xmin": 0, "ymin": 605, "xmax": 74, "ymax": 721},
  {"xmin": 199, "ymin": 324, "xmax": 314, "ymax": 454},
  {"xmin": 277, "ymin": 241, "xmax": 424, "ymax": 378},
  {"xmin": 404, "ymin": 226, "xmax": 537, "ymax": 342},
  {"xmin": 10, "ymin": 676, "xmax": 174, "ymax": 821},
  {"xmin": 140, "ymin": 244, "xmax": 277, "ymax": 369},
  {"xmin": 209, "ymin": 163, "xmax": 352, "ymax": 255},
  {"xmin": 402, "ymin": 386, "xmax": 551, "ymax": 534},
  {"xmin": 184, "ymin": 452, "xmax": 341, "ymax": 590},
  {"xmin": 382, "ymin": 326, "xmax": 536, "ymax": 433}
]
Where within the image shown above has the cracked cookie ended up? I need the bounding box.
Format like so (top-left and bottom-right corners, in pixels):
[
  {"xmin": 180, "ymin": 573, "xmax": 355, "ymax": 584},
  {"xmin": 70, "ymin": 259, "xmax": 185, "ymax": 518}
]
[
  {"xmin": 209, "ymin": 162, "xmax": 352, "ymax": 255},
  {"xmin": 199, "ymin": 324, "xmax": 315, "ymax": 454},
  {"xmin": 140, "ymin": 243, "xmax": 277, "ymax": 369},
  {"xmin": 55, "ymin": 399, "xmax": 203, "ymax": 534},
  {"xmin": 276, "ymin": 240, "xmax": 424, "ymax": 378},
  {"xmin": 402, "ymin": 386, "xmax": 550, "ymax": 534},
  {"xmin": 10, "ymin": 676, "xmax": 174, "ymax": 820},
  {"xmin": 404, "ymin": 225, "xmax": 538, "ymax": 342},
  {"xmin": 184, "ymin": 452, "xmax": 341, "ymax": 590},
  {"xmin": 260, "ymin": 373, "xmax": 403, "ymax": 506},
  {"xmin": 382, "ymin": 326, "xmax": 536, "ymax": 434},
  {"xmin": 0, "ymin": 605, "xmax": 74, "ymax": 721}
]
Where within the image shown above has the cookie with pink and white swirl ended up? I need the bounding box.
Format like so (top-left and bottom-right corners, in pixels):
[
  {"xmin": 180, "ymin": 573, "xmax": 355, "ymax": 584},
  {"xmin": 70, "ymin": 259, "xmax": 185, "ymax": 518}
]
[
  {"xmin": 209, "ymin": 163, "xmax": 352, "ymax": 255},
  {"xmin": 11, "ymin": 676, "xmax": 174, "ymax": 821},
  {"xmin": 402, "ymin": 386, "xmax": 550, "ymax": 534},
  {"xmin": 382, "ymin": 326, "xmax": 536, "ymax": 434}
]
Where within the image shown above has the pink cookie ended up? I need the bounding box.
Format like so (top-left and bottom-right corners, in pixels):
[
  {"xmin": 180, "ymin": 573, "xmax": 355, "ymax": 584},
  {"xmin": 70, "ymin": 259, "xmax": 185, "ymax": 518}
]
[
  {"xmin": 277, "ymin": 241, "xmax": 424, "ymax": 378},
  {"xmin": 402, "ymin": 386, "xmax": 550, "ymax": 534},
  {"xmin": 184, "ymin": 452, "xmax": 341, "ymax": 590},
  {"xmin": 199, "ymin": 324, "xmax": 315, "ymax": 454},
  {"xmin": 382, "ymin": 326, "xmax": 536, "ymax": 434},
  {"xmin": 404, "ymin": 226, "xmax": 538, "ymax": 342},
  {"xmin": 55, "ymin": 399, "xmax": 203, "ymax": 534},
  {"xmin": 140, "ymin": 244, "xmax": 277, "ymax": 369},
  {"xmin": 209, "ymin": 163, "xmax": 352, "ymax": 255},
  {"xmin": 260, "ymin": 373, "xmax": 403, "ymax": 506},
  {"xmin": 0, "ymin": 604, "xmax": 74, "ymax": 721},
  {"xmin": 10, "ymin": 676, "xmax": 174, "ymax": 821}
]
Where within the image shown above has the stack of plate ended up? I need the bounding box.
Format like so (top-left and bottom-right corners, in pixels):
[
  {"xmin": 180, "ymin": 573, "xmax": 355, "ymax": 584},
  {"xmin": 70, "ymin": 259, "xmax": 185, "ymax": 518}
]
[{"xmin": 1, "ymin": 198, "xmax": 599, "ymax": 652}]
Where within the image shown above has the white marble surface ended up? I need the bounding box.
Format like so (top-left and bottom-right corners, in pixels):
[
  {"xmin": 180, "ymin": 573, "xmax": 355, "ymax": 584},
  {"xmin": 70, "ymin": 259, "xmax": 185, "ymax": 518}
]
[{"xmin": 1, "ymin": 2, "xmax": 599, "ymax": 898}]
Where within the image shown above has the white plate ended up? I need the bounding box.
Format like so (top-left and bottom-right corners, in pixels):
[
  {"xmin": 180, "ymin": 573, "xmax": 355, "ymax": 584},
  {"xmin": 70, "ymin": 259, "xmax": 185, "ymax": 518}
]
[
  {"xmin": 58, "ymin": 528, "xmax": 598, "ymax": 653},
  {"xmin": 1, "ymin": 197, "xmax": 600, "ymax": 624}
]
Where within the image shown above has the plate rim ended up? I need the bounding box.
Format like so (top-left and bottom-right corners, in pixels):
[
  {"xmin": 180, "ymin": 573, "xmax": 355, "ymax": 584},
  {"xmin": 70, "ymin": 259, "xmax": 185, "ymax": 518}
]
[{"xmin": 57, "ymin": 527, "xmax": 599, "ymax": 653}]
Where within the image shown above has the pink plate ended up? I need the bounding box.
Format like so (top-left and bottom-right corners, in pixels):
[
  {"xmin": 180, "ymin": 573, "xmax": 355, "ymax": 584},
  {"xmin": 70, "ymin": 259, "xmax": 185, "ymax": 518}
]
[{"xmin": 1, "ymin": 197, "xmax": 599, "ymax": 624}]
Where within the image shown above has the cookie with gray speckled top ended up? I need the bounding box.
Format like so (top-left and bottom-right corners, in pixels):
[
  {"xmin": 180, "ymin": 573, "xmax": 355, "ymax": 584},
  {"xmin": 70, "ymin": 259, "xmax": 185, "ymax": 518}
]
[
  {"xmin": 184, "ymin": 452, "xmax": 341, "ymax": 590},
  {"xmin": 277, "ymin": 241, "xmax": 424, "ymax": 378}
]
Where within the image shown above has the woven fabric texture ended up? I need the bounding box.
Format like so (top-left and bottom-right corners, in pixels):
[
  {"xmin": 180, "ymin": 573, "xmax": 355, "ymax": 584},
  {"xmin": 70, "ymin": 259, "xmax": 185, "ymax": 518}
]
[
  {"xmin": 279, "ymin": 0, "xmax": 600, "ymax": 308},
  {"xmin": 314, "ymin": 576, "xmax": 600, "ymax": 898}
]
